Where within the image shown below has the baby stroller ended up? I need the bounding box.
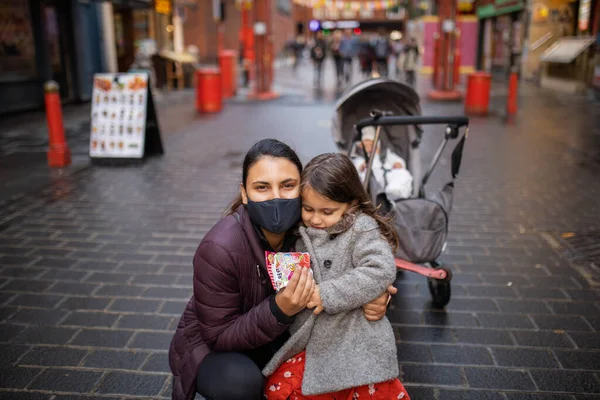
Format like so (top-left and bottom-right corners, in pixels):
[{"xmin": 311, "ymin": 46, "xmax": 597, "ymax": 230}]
[{"xmin": 331, "ymin": 79, "xmax": 469, "ymax": 307}]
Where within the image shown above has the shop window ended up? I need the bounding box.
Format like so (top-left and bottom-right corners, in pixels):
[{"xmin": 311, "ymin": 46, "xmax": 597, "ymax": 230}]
[{"xmin": 0, "ymin": 0, "xmax": 38, "ymax": 81}]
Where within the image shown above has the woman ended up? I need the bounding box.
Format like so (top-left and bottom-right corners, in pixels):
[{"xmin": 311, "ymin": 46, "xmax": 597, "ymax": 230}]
[{"xmin": 169, "ymin": 139, "xmax": 395, "ymax": 400}]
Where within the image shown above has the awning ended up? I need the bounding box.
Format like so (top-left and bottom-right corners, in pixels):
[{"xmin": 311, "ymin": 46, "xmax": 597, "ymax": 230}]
[{"xmin": 541, "ymin": 36, "xmax": 595, "ymax": 64}]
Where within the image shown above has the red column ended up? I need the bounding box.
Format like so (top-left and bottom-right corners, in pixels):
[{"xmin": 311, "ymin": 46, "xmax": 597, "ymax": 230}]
[
  {"xmin": 250, "ymin": 0, "xmax": 277, "ymax": 99},
  {"xmin": 427, "ymin": 0, "xmax": 462, "ymax": 100}
]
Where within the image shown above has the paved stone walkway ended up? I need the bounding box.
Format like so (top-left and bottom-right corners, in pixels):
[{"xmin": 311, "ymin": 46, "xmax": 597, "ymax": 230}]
[{"xmin": 0, "ymin": 62, "xmax": 599, "ymax": 399}]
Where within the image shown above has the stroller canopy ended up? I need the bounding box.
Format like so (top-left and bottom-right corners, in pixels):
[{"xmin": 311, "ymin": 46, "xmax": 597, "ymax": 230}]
[{"xmin": 331, "ymin": 79, "xmax": 422, "ymax": 152}]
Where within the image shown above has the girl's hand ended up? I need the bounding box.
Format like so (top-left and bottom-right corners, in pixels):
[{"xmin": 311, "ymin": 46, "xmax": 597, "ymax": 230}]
[
  {"xmin": 307, "ymin": 285, "xmax": 324, "ymax": 315},
  {"xmin": 275, "ymin": 267, "xmax": 315, "ymax": 317},
  {"xmin": 362, "ymin": 285, "xmax": 397, "ymax": 321}
]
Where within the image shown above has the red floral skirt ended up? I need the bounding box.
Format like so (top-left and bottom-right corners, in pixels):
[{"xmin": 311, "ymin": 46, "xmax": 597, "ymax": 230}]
[{"xmin": 264, "ymin": 351, "xmax": 410, "ymax": 400}]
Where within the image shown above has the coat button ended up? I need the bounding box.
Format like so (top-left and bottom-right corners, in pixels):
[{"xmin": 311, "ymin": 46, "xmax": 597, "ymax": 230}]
[{"xmin": 324, "ymin": 260, "xmax": 332, "ymax": 268}]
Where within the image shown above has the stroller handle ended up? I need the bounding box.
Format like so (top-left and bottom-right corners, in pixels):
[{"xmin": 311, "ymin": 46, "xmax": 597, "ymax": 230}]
[{"xmin": 356, "ymin": 115, "xmax": 469, "ymax": 130}]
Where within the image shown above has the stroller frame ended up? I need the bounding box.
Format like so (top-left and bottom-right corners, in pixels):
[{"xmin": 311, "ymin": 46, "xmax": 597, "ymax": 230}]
[{"xmin": 353, "ymin": 112, "xmax": 469, "ymax": 307}]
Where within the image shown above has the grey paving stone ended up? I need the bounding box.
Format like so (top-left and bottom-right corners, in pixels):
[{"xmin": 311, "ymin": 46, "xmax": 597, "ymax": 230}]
[
  {"xmin": 47, "ymin": 282, "xmax": 99, "ymax": 295},
  {"xmin": 59, "ymin": 297, "xmax": 111, "ymax": 311},
  {"xmin": 503, "ymin": 394, "xmax": 574, "ymax": 400},
  {"xmin": 481, "ymin": 274, "xmax": 530, "ymax": 286},
  {"xmin": 465, "ymin": 367, "xmax": 536, "ymax": 390},
  {"xmin": 532, "ymin": 315, "xmax": 592, "ymax": 331},
  {"xmin": 531, "ymin": 369, "xmax": 600, "ymax": 393},
  {"xmin": 109, "ymin": 299, "xmax": 162, "ymax": 313},
  {"xmin": 455, "ymin": 328, "xmax": 514, "ymax": 345},
  {"xmin": 62, "ymin": 240, "xmax": 101, "ymax": 250},
  {"xmin": 70, "ymin": 329, "xmax": 133, "ymax": 348},
  {"xmin": 141, "ymin": 352, "xmax": 170, "ymax": 372},
  {"xmin": 0, "ymin": 392, "xmax": 51, "ymax": 400},
  {"xmin": 491, "ymin": 347, "xmax": 559, "ymax": 368},
  {"xmin": 0, "ymin": 256, "xmax": 37, "ymax": 266},
  {"xmin": 85, "ymin": 272, "xmax": 132, "ymax": 284},
  {"xmin": 402, "ymin": 386, "xmax": 435, "ymax": 399},
  {"xmin": 548, "ymin": 301, "xmax": 600, "ymax": 316},
  {"xmin": 61, "ymin": 311, "xmax": 119, "ymax": 328},
  {"xmin": 142, "ymin": 287, "xmax": 191, "ymax": 299},
  {"xmin": 438, "ymin": 389, "xmax": 505, "ymax": 400},
  {"xmin": 131, "ymin": 274, "xmax": 178, "ymax": 285},
  {"xmin": 387, "ymin": 309, "xmax": 422, "ymax": 325},
  {"xmin": 118, "ymin": 262, "xmax": 163, "ymax": 273},
  {"xmin": 394, "ymin": 326, "xmax": 455, "ymax": 343},
  {"xmin": 0, "ymin": 366, "xmax": 41, "ymax": 389},
  {"xmin": 476, "ymin": 313, "xmax": 535, "ymax": 329},
  {"xmin": 75, "ymin": 260, "xmax": 119, "ymax": 271},
  {"xmin": 20, "ymin": 346, "xmax": 88, "ymax": 366},
  {"xmin": 128, "ymin": 332, "xmax": 173, "ymax": 350},
  {"xmin": 518, "ymin": 287, "xmax": 569, "ymax": 300},
  {"xmin": 117, "ymin": 315, "xmax": 173, "ymax": 330},
  {"xmin": 511, "ymin": 330, "xmax": 575, "ymax": 348},
  {"xmin": 0, "ymin": 267, "xmax": 45, "ymax": 278},
  {"xmin": 95, "ymin": 372, "xmax": 167, "ymax": 396},
  {"xmin": 585, "ymin": 316, "xmax": 600, "ymax": 331},
  {"xmin": 8, "ymin": 309, "xmax": 67, "ymax": 325},
  {"xmin": 0, "ymin": 292, "xmax": 15, "ymax": 306},
  {"xmin": 31, "ymin": 248, "xmax": 72, "ymax": 258},
  {"xmin": 159, "ymin": 301, "xmax": 187, "ymax": 315},
  {"xmin": 0, "ymin": 323, "xmax": 25, "ymax": 342},
  {"xmin": 446, "ymin": 298, "xmax": 499, "ymax": 312},
  {"xmin": 396, "ymin": 343, "xmax": 432, "ymax": 363},
  {"xmin": 567, "ymin": 332, "xmax": 600, "ymax": 349},
  {"xmin": 95, "ymin": 285, "xmax": 145, "ymax": 297},
  {"xmin": 69, "ymin": 250, "xmax": 108, "ymax": 260},
  {"xmin": 13, "ymin": 326, "xmax": 78, "ymax": 345},
  {"xmin": 495, "ymin": 299, "xmax": 552, "ymax": 314},
  {"xmin": 29, "ymin": 368, "xmax": 103, "ymax": 392},
  {"xmin": 466, "ymin": 285, "xmax": 518, "ymax": 298},
  {"xmin": 566, "ymin": 290, "xmax": 600, "ymax": 302},
  {"xmin": 32, "ymin": 257, "xmax": 77, "ymax": 268},
  {"xmin": 154, "ymin": 254, "xmax": 190, "ymax": 265},
  {"xmin": 8, "ymin": 294, "xmax": 63, "ymax": 308},
  {"xmin": 162, "ymin": 265, "xmax": 193, "ymax": 275},
  {"xmin": 401, "ymin": 364, "xmax": 462, "ymax": 385},
  {"xmin": 83, "ymin": 349, "xmax": 148, "ymax": 370},
  {"xmin": 39, "ymin": 269, "xmax": 88, "ymax": 281},
  {"xmin": 0, "ymin": 344, "xmax": 30, "ymax": 366},
  {"xmin": 109, "ymin": 252, "xmax": 154, "ymax": 262},
  {"xmin": 554, "ymin": 350, "xmax": 600, "ymax": 370},
  {"xmin": 430, "ymin": 344, "xmax": 494, "ymax": 365},
  {"xmin": 1, "ymin": 280, "xmax": 53, "ymax": 292}
]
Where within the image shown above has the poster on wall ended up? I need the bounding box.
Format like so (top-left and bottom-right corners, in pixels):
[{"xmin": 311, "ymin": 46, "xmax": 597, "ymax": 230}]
[{"xmin": 89, "ymin": 73, "xmax": 163, "ymax": 161}]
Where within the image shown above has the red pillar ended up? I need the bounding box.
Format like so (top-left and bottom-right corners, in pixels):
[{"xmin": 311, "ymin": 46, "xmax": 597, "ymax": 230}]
[
  {"xmin": 44, "ymin": 81, "xmax": 71, "ymax": 168},
  {"xmin": 249, "ymin": 0, "xmax": 277, "ymax": 100},
  {"xmin": 428, "ymin": 0, "xmax": 462, "ymax": 101}
]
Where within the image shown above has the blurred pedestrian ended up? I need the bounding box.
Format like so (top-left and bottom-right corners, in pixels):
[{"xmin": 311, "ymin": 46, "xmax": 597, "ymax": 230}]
[
  {"xmin": 293, "ymin": 35, "xmax": 305, "ymax": 74},
  {"xmin": 330, "ymin": 31, "xmax": 344, "ymax": 86},
  {"xmin": 340, "ymin": 29, "xmax": 356, "ymax": 84},
  {"xmin": 372, "ymin": 30, "xmax": 391, "ymax": 77},
  {"xmin": 358, "ymin": 37, "xmax": 375, "ymax": 78},
  {"xmin": 310, "ymin": 31, "xmax": 327, "ymax": 87},
  {"xmin": 400, "ymin": 37, "xmax": 420, "ymax": 87}
]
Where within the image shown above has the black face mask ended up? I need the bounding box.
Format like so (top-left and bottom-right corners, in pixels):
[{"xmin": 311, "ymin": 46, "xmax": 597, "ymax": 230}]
[{"xmin": 246, "ymin": 197, "xmax": 301, "ymax": 234}]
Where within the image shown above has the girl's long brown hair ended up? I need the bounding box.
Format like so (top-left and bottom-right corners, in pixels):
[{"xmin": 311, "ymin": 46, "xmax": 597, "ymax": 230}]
[{"xmin": 301, "ymin": 153, "xmax": 399, "ymax": 250}]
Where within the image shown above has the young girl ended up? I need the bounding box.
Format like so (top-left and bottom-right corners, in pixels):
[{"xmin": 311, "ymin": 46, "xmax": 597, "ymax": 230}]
[{"xmin": 263, "ymin": 153, "xmax": 410, "ymax": 400}]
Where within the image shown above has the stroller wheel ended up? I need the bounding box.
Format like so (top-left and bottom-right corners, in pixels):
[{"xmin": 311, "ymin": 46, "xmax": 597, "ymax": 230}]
[{"xmin": 428, "ymin": 268, "xmax": 452, "ymax": 308}]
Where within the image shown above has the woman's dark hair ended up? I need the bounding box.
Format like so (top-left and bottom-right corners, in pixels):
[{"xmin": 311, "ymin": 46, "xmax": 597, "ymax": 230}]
[
  {"xmin": 301, "ymin": 153, "xmax": 399, "ymax": 250},
  {"xmin": 225, "ymin": 139, "xmax": 303, "ymax": 215}
]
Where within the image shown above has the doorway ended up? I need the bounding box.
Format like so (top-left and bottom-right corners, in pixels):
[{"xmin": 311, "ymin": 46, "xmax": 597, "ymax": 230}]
[
  {"xmin": 41, "ymin": 0, "xmax": 72, "ymax": 100},
  {"xmin": 113, "ymin": 6, "xmax": 135, "ymax": 72}
]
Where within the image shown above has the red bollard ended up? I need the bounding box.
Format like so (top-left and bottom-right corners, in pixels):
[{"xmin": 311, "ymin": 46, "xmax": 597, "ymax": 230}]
[
  {"xmin": 432, "ymin": 35, "xmax": 441, "ymax": 87},
  {"xmin": 464, "ymin": 72, "xmax": 492, "ymax": 115},
  {"xmin": 507, "ymin": 70, "xmax": 518, "ymax": 115},
  {"xmin": 44, "ymin": 81, "xmax": 71, "ymax": 167},
  {"xmin": 195, "ymin": 68, "xmax": 223, "ymax": 113}
]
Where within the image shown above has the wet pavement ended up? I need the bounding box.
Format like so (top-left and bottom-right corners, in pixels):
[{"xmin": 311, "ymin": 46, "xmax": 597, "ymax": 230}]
[{"xmin": 0, "ymin": 61, "xmax": 600, "ymax": 399}]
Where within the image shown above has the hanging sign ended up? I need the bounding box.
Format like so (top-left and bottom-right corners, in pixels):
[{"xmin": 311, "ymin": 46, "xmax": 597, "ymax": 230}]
[
  {"xmin": 89, "ymin": 73, "xmax": 164, "ymax": 162},
  {"xmin": 155, "ymin": 0, "xmax": 172, "ymax": 14}
]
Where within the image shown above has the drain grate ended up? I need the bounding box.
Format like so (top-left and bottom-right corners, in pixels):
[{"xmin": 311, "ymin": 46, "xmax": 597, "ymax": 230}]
[{"xmin": 541, "ymin": 231, "xmax": 600, "ymax": 286}]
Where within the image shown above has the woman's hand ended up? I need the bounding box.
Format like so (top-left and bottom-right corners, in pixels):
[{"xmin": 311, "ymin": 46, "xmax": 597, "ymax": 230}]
[
  {"xmin": 362, "ymin": 285, "xmax": 397, "ymax": 321},
  {"xmin": 307, "ymin": 285, "xmax": 324, "ymax": 315},
  {"xmin": 275, "ymin": 267, "xmax": 315, "ymax": 317}
]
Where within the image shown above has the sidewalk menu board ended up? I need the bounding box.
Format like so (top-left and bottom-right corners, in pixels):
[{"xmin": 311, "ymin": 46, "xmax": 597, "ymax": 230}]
[{"xmin": 89, "ymin": 73, "xmax": 163, "ymax": 161}]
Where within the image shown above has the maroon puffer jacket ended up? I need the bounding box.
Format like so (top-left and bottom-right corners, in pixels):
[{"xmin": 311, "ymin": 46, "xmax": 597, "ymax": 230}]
[{"xmin": 168, "ymin": 205, "xmax": 292, "ymax": 400}]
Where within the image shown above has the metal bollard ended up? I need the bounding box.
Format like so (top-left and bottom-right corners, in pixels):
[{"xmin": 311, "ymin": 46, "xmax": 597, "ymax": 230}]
[{"xmin": 44, "ymin": 81, "xmax": 71, "ymax": 167}]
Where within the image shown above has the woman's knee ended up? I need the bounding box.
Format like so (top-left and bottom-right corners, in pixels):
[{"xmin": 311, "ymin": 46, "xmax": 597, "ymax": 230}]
[{"xmin": 197, "ymin": 352, "xmax": 264, "ymax": 400}]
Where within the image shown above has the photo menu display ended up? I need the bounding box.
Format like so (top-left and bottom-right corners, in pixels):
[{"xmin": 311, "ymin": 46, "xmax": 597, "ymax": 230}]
[{"xmin": 89, "ymin": 73, "xmax": 149, "ymax": 158}]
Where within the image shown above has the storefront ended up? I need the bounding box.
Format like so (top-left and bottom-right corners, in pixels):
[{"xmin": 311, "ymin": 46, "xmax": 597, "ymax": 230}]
[
  {"xmin": 0, "ymin": 0, "xmax": 104, "ymax": 115},
  {"xmin": 475, "ymin": 0, "xmax": 526, "ymax": 75}
]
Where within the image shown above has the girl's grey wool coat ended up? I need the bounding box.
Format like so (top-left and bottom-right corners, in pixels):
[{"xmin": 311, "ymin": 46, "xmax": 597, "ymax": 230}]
[{"xmin": 263, "ymin": 213, "xmax": 399, "ymax": 395}]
